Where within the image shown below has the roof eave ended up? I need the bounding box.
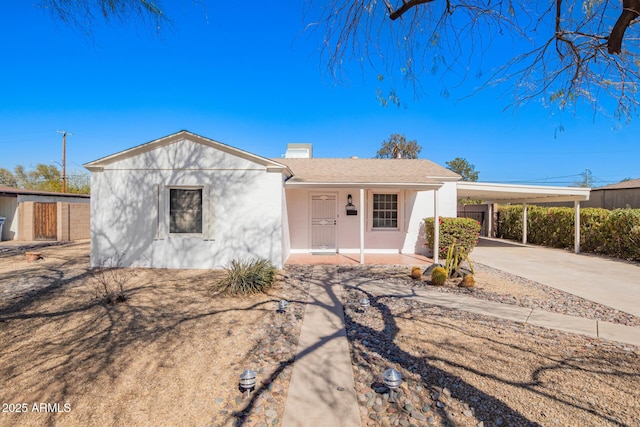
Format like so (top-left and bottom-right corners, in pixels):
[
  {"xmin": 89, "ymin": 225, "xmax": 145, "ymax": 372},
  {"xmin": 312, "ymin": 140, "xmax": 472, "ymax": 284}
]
[
  {"xmin": 457, "ymin": 181, "xmax": 591, "ymax": 203},
  {"xmin": 84, "ymin": 130, "xmax": 289, "ymax": 172},
  {"xmin": 284, "ymin": 181, "xmax": 444, "ymax": 190}
]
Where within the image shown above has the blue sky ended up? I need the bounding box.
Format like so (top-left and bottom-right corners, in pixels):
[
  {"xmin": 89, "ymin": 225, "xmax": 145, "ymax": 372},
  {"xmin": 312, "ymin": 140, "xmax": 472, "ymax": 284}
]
[{"xmin": 1, "ymin": 2, "xmax": 638, "ymax": 186}]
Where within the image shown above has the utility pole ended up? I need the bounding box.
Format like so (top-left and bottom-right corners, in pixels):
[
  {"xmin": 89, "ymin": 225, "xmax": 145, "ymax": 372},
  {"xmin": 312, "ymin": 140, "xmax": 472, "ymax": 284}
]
[
  {"xmin": 585, "ymin": 168, "xmax": 590, "ymax": 187},
  {"xmin": 57, "ymin": 130, "xmax": 73, "ymax": 193}
]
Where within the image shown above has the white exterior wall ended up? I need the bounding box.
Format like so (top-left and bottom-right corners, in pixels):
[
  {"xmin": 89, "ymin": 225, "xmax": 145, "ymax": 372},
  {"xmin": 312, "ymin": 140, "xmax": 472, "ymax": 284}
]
[
  {"xmin": 90, "ymin": 139, "xmax": 285, "ymax": 269},
  {"xmin": 284, "ymin": 181, "xmax": 457, "ymax": 254},
  {"xmin": 281, "ymin": 184, "xmax": 291, "ymax": 264},
  {"xmin": 401, "ymin": 182, "xmax": 458, "ymax": 253}
]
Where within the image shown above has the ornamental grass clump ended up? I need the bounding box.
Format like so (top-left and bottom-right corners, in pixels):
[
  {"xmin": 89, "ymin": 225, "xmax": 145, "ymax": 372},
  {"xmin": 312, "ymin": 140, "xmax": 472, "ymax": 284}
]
[{"xmin": 218, "ymin": 257, "xmax": 277, "ymax": 295}]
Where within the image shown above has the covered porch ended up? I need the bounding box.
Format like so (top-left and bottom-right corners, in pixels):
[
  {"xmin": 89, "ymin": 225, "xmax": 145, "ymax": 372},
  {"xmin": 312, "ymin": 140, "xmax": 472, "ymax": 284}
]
[{"xmin": 285, "ymin": 252, "xmax": 432, "ymax": 266}]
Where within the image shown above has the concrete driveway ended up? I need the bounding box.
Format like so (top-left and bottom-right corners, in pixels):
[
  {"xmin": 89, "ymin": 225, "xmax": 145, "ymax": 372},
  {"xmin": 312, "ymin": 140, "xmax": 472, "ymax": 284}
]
[{"xmin": 470, "ymin": 238, "xmax": 640, "ymax": 318}]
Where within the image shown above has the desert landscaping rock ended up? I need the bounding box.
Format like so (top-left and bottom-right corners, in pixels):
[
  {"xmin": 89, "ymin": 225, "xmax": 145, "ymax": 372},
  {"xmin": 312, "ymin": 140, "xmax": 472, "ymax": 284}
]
[
  {"xmin": 342, "ymin": 278, "xmax": 640, "ymax": 427},
  {"xmin": 338, "ymin": 263, "xmax": 640, "ymax": 326},
  {"xmin": 2, "ymin": 242, "xmax": 639, "ymax": 426}
]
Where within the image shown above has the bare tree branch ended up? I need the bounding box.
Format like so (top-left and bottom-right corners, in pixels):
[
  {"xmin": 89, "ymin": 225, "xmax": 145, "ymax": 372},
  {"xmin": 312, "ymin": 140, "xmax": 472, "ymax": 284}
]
[
  {"xmin": 389, "ymin": 0, "xmax": 436, "ymax": 20},
  {"xmin": 308, "ymin": 0, "xmax": 640, "ymax": 120}
]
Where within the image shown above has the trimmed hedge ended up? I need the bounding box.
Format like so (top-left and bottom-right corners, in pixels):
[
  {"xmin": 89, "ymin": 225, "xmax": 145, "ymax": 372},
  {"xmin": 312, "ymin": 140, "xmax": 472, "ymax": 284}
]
[
  {"xmin": 496, "ymin": 205, "xmax": 640, "ymax": 261},
  {"xmin": 424, "ymin": 217, "xmax": 481, "ymax": 259}
]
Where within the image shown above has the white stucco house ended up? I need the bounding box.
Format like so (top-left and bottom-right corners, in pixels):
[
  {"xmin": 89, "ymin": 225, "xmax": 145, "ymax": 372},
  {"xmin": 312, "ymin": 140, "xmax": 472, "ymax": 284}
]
[{"xmin": 84, "ymin": 130, "xmax": 460, "ymax": 268}]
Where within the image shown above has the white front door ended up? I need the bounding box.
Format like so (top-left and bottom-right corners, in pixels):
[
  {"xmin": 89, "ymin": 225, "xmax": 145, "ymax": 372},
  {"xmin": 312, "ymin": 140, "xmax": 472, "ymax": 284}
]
[{"xmin": 310, "ymin": 194, "xmax": 337, "ymax": 252}]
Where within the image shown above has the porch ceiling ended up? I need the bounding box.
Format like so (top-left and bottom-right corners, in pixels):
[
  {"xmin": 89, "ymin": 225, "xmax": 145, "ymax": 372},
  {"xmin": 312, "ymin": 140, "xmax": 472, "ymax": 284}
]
[
  {"xmin": 457, "ymin": 182, "xmax": 591, "ymax": 204},
  {"xmin": 285, "ymin": 252, "xmax": 432, "ymax": 265}
]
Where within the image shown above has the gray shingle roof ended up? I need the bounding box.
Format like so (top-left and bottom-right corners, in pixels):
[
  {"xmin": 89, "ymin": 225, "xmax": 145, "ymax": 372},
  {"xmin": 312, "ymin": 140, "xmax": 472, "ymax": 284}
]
[
  {"xmin": 595, "ymin": 178, "xmax": 640, "ymax": 190},
  {"xmin": 274, "ymin": 158, "xmax": 460, "ymax": 184}
]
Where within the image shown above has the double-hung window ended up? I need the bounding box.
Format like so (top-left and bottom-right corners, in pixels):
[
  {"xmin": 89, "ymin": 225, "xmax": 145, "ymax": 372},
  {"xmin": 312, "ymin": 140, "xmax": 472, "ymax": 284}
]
[
  {"xmin": 169, "ymin": 188, "xmax": 203, "ymax": 234},
  {"xmin": 372, "ymin": 193, "xmax": 398, "ymax": 229}
]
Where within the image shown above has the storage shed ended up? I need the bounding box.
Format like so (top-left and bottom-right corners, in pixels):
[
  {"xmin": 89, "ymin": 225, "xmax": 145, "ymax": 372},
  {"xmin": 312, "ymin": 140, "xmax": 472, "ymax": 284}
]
[{"xmin": 0, "ymin": 186, "xmax": 90, "ymax": 241}]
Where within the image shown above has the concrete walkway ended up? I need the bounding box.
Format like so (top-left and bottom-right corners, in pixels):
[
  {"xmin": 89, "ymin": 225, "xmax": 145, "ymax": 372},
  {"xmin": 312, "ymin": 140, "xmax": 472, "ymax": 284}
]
[
  {"xmin": 282, "ymin": 266, "xmax": 361, "ymax": 427},
  {"xmin": 282, "ymin": 257, "xmax": 640, "ymax": 426},
  {"xmin": 351, "ymin": 279, "xmax": 640, "ymax": 347},
  {"xmin": 471, "ymin": 238, "xmax": 640, "ymax": 317}
]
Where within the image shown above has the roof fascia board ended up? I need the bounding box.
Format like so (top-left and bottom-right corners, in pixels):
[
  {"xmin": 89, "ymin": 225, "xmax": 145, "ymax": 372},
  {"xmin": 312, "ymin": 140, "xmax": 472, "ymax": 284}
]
[
  {"xmin": 457, "ymin": 182, "xmax": 591, "ymax": 203},
  {"xmin": 84, "ymin": 130, "xmax": 290, "ymax": 174},
  {"xmin": 284, "ymin": 181, "xmax": 443, "ymax": 190},
  {"xmin": 501, "ymin": 195, "xmax": 590, "ymax": 204}
]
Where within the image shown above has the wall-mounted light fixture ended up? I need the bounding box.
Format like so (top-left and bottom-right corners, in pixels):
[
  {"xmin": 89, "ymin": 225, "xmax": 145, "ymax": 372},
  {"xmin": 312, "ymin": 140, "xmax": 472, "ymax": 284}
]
[{"xmin": 346, "ymin": 194, "xmax": 358, "ymax": 216}]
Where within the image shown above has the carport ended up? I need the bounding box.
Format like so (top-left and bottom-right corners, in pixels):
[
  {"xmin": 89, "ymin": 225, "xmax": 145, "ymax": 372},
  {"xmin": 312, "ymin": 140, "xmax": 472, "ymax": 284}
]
[{"xmin": 457, "ymin": 182, "xmax": 591, "ymax": 253}]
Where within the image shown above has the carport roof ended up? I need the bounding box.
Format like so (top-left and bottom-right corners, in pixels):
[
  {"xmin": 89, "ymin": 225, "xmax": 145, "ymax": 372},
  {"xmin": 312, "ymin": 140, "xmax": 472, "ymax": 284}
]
[{"xmin": 457, "ymin": 182, "xmax": 590, "ymax": 204}]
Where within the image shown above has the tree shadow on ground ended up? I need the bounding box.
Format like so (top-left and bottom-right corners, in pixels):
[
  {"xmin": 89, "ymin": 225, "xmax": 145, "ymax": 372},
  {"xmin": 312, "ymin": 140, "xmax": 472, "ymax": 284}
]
[
  {"xmin": 341, "ymin": 268, "xmax": 639, "ymax": 426},
  {"xmin": 0, "ymin": 257, "xmax": 310, "ymax": 426}
]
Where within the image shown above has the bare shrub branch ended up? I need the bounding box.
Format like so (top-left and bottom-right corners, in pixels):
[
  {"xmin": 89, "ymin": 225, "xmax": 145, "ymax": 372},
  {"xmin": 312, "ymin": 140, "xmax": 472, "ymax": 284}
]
[{"xmin": 91, "ymin": 253, "xmax": 137, "ymax": 304}]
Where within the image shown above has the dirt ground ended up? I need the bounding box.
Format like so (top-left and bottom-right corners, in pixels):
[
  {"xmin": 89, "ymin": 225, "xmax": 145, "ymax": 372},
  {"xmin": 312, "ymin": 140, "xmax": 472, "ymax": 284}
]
[
  {"xmin": 1, "ymin": 242, "xmax": 639, "ymax": 427},
  {"xmin": 0, "ymin": 241, "xmax": 306, "ymax": 427}
]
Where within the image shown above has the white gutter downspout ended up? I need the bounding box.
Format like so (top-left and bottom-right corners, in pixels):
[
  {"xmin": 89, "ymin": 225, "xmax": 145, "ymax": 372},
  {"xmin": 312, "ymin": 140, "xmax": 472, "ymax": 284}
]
[
  {"xmin": 360, "ymin": 188, "xmax": 365, "ymax": 264},
  {"xmin": 522, "ymin": 202, "xmax": 528, "ymax": 245},
  {"xmin": 433, "ymin": 189, "xmax": 439, "ymax": 264},
  {"xmin": 574, "ymin": 200, "xmax": 581, "ymax": 254}
]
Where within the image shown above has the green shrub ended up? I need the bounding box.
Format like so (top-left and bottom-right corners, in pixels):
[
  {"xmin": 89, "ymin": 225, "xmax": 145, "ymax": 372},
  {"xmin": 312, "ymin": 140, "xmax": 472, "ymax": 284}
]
[
  {"xmin": 218, "ymin": 258, "xmax": 277, "ymax": 295},
  {"xmin": 431, "ymin": 267, "xmax": 447, "ymax": 286},
  {"xmin": 424, "ymin": 217, "xmax": 481, "ymax": 259},
  {"xmin": 496, "ymin": 205, "xmax": 640, "ymax": 261},
  {"xmin": 496, "ymin": 205, "xmax": 523, "ymax": 241}
]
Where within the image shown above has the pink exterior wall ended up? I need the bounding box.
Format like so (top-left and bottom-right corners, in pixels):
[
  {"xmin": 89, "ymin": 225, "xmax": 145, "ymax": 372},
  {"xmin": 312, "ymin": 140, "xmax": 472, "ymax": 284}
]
[{"xmin": 284, "ymin": 182, "xmax": 457, "ymax": 254}]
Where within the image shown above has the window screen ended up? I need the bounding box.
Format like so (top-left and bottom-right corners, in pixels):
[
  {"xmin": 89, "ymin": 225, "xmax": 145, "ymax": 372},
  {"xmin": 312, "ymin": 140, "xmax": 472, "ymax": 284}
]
[{"xmin": 169, "ymin": 188, "xmax": 203, "ymax": 233}]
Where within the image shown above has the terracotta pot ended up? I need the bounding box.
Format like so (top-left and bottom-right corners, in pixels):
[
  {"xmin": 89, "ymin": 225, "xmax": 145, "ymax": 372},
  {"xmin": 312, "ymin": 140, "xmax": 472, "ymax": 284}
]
[{"xmin": 25, "ymin": 252, "xmax": 42, "ymax": 263}]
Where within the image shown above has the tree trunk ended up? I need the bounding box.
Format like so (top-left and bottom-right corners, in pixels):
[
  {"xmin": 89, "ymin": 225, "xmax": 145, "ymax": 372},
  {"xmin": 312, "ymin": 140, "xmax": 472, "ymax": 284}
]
[{"xmin": 608, "ymin": 0, "xmax": 640, "ymax": 54}]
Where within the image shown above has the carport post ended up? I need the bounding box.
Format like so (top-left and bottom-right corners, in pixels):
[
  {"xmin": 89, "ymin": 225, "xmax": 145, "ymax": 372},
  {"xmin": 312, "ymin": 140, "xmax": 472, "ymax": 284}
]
[
  {"xmin": 522, "ymin": 203, "xmax": 528, "ymax": 245},
  {"xmin": 433, "ymin": 189, "xmax": 439, "ymax": 264},
  {"xmin": 487, "ymin": 203, "xmax": 493, "ymax": 237},
  {"xmin": 574, "ymin": 200, "xmax": 581, "ymax": 254}
]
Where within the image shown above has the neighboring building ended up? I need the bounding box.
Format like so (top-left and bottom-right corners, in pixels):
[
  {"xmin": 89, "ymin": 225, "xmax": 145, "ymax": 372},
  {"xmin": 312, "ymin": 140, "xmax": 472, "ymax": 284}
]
[
  {"xmin": 84, "ymin": 131, "xmax": 460, "ymax": 269},
  {"xmin": 584, "ymin": 178, "xmax": 640, "ymax": 209},
  {"xmin": 0, "ymin": 186, "xmax": 90, "ymax": 241},
  {"xmin": 537, "ymin": 178, "xmax": 640, "ymax": 209}
]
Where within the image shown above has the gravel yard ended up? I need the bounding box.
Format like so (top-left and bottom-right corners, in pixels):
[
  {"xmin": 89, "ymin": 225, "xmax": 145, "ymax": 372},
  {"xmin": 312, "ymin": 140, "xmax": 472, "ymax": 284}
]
[
  {"xmin": 1, "ymin": 241, "xmax": 638, "ymax": 427},
  {"xmin": 338, "ymin": 266, "xmax": 640, "ymax": 427}
]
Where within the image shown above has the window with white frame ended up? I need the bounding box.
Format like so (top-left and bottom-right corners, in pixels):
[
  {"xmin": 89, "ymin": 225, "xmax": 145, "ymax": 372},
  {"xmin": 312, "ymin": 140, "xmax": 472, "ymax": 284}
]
[
  {"xmin": 372, "ymin": 193, "xmax": 398, "ymax": 229},
  {"xmin": 169, "ymin": 188, "xmax": 203, "ymax": 233}
]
